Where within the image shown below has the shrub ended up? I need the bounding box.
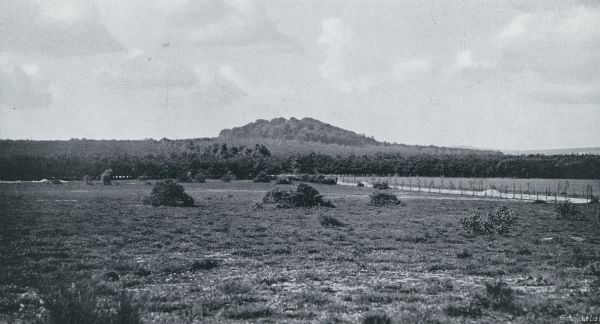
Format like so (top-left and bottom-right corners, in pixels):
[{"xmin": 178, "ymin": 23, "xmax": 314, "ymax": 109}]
[
  {"xmin": 554, "ymin": 200, "xmax": 584, "ymax": 220},
  {"xmin": 221, "ymin": 171, "xmax": 237, "ymax": 182},
  {"xmin": 373, "ymin": 181, "xmax": 390, "ymax": 190},
  {"xmin": 137, "ymin": 175, "xmax": 150, "ymax": 181},
  {"xmin": 43, "ymin": 283, "xmax": 141, "ymax": 324},
  {"xmin": 319, "ymin": 215, "xmax": 344, "ymax": 227},
  {"xmin": 51, "ymin": 179, "xmax": 63, "ymax": 185},
  {"xmin": 194, "ymin": 173, "xmax": 206, "ymax": 183},
  {"xmin": 369, "ymin": 192, "xmax": 401, "ymax": 206},
  {"xmin": 288, "ymin": 174, "xmax": 337, "ymax": 185},
  {"xmin": 101, "ymin": 169, "xmax": 113, "ymax": 185},
  {"xmin": 263, "ymin": 183, "xmax": 335, "ymax": 208},
  {"xmin": 176, "ymin": 171, "xmax": 192, "ymax": 183},
  {"xmin": 274, "ymin": 176, "xmax": 292, "ymax": 185},
  {"xmin": 191, "ymin": 259, "xmax": 219, "ymax": 271},
  {"xmin": 362, "ymin": 313, "xmax": 392, "ymax": 324},
  {"xmin": 253, "ymin": 171, "xmax": 271, "ymax": 183},
  {"xmin": 144, "ymin": 180, "xmax": 194, "ymax": 207},
  {"xmin": 356, "ymin": 182, "xmax": 365, "ymax": 187},
  {"xmin": 476, "ymin": 281, "xmax": 522, "ymax": 315},
  {"xmin": 460, "ymin": 206, "xmax": 516, "ymax": 235},
  {"xmin": 590, "ymin": 196, "xmax": 599, "ymax": 204},
  {"xmin": 83, "ymin": 175, "xmax": 93, "ymax": 185},
  {"xmin": 533, "ymin": 199, "xmax": 546, "ymax": 204}
]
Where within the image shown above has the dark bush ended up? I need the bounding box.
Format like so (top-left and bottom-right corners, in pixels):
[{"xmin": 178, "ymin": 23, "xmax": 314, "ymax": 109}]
[
  {"xmin": 191, "ymin": 259, "xmax": 219, "ymax": 271},
  {"xmin": 460, "ymin": 206, "xmax": 516, "ymax": 235},
  {"xmin": 274, "ymin": 176, "xmax": 292, "ymax": 185},
  {"xmin": 253, "ymin": 171, "xmax": 271, "ymax": 183},
  {"xmin": 145, "ymin": 180, "xmax": 194, "ymax": 207},
  {"xmin": 137, "ymin": 175, "xmax": 150, "ymax": 181},
  {"xmin": 221, "ymin": 171, "xmax": 237, "ymax": 182},
  {"xmin": 319, "ymin": 215, "xmax": 344, "ymax": 227},
  {"xmin": 263, "ymin": 184, "xmax": 334, "ymax": 208},
  {"xmin": 83, "ymin": 175, "xmax": 93, "ymax": 185},
  {"xmin": 43, "ymin": 283, "xmax": 141, "ymax": 324},
  {"xmin": 372, "ymin": 181, "xmax": 390, "ymax": 190},
  {"xmin": 101, "ymin": 169, "xmax": 113, "ymax": 185},
  {"xmin": 288, "ymin": 174, "xmax": 337, "ymax": 185},
  {"xmin": 177, "ymin": 171, "xmax": 192, "ymax": 183},
  {"xmin": 356, "ymin": 182, "xmax": 365, "ymax": 187},
  {"xmin": 476, "ymin": 281, "xmax": 522, "ymax": 315},
  {"xmin": 533, "ymin": 199, "xmax": 546, "ymax": 204},
  {"xmin": 369, "ymin": 192, "xmax": 401, "ymax": 206},
  {"xmin": 51, "ymin": 179, "xmax": 63, "ymax": 185},
  {"xmin": 362, "ymin": 313, "xmax": 392, "ymax": 324},
  {"xmin": 554, "ymin": 200, "xmax": 584, "ymax": 220},
  {"xmin": 590, "ymin": 196, "xmax": 599, "ymax": 204},
  {"xmin": 194, "ymin": 173, "xmax": 206, "ymax": 183}
]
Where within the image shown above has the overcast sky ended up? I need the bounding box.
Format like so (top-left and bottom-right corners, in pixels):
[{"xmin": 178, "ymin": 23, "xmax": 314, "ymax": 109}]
[{"xmin": 0, "ymin": 0, "xmax": 599, "ymax": 150}]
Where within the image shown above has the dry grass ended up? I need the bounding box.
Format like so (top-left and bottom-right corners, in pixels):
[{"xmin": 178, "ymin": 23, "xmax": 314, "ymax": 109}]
[{"xmin": 1, "ymin": 180, "xmax": 600, "ymax": 323}]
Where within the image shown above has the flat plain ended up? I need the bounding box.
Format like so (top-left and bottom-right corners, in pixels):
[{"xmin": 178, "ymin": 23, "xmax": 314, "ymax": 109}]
[{"xmin": 1, "ymin": 180, "xmax": 600, "ymax": 323}]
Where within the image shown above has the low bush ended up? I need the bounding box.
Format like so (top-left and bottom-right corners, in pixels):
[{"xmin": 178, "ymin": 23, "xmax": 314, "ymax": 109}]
[
  {"xmin": 253, "ymin": 171, "xmax": 271, "ymax": 183},
  {"xmin": 533, "ymin": 199, "xmax": 546, "ymax": 204},
  {"xmin": 476, "ymin": 281, "xmax": 522, "ymax": 315},
  {"xmin": 51, "ymin": 179, "xmax": 63, "ymax": 185},
  {"xmin": 362, "ymin": 313, "xmax": 392, "ymax": 324},
  {"xmin": 42, "ymin": 283, "xmax": 141, "ymax": 324},
  {"xmin": 101, "ymin": 169, "xmax": 113, "ymax": 185},
  {"xmin": 319, "ymin": 215, "xmax": 344, "ymax": 227},
  {"xmin": 137, "ymin": 175, "xmax": 150, "ymax": 181},
  {"xmin": 263, "ymin": 183, "xmax": 334, "ymax": 208},
  {"xmin": 289, "ymin": 174, "xmax": 337, "ymax": 185},
  {"xmin": 356, "ymin": 182, "xmax": 365, "ymax": 187},
  {"xmin": 460, "ymin": 206, "xmax": 516, "ymax": 235},
  {"xmin": 274, "ymin": 176, "xmax": 292, "ymax": 185},
  {"xmin": 369, "ymin": 192, "xmax": 401, "ymax": 206},
  {"xmin": 590, "ymin": 196, "xmax": 599, "ymax": 204},
  {"xmin": 83, "ymin": 175, "xmax": 93, "ymax": 185},
  {"xmin": 221, "ymin": 171, "xmax": 237, "ymax": 182},
  {"xmin": 554, "ymin": 200, "xmax": 584, "ymax": 220},
  {"xmin": 144, "ymin": 180, "xmax": 194, "ymax": 207},
  {"xmin": 373, "ymin": 181, "xmax": 390, "ymax": 190},
  {"xmin": 191, "ymin": 259, "xmax": 219, "ymax": 271},
  {"xmin": 194, "ymin": 173, "xmax": 206, "ymax": 183},
  {"xmin": 177, "ymin": 172, "xmax": 192, "ymax": 183}
]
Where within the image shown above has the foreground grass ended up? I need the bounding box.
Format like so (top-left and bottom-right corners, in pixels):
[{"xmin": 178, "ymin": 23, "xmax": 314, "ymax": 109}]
[{"xmin": 1, "ymin": 180, "xmax": 600, "ymax": 323}]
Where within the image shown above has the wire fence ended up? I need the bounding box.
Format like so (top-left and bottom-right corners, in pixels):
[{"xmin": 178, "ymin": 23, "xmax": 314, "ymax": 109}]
[{"xmin": 335, "ymin": 175, "xmax": 597, "ymax": 204}]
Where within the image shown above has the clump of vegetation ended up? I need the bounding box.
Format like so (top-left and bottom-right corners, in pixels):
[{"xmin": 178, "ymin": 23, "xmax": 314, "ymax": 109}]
[
  {"xmin": 221, "ymin": 171, "xmax": 237, "ymax": 182},
  {"xmin": 144, "ymin": 180, "xmax": 194, "ymax": 207},
  {"xmin": 274, "ymin": 176, "xmax": 292, "ymax": 185},
  {"xmin": 554, "ymin": 200, "xmax": 584, "ymax": 220},
  {"xmin": 475, "ymin": 281, "xmax": 522, "ymax": 315},
  {"xmin": 369, "ymin": 192, "xmax": 401, "ymax": 206},
  {"xmin": 460, "ymin": 206, "xmax": 516, "ymax": 235},
  {"xmin": 83, "ymin": 175, "xmax": 93, "ymax": 185},
  {"xmin": 356, "ymin": 182, "xmax": 365, "ymax": 187},
  {"xmin": 137, "ymin": 175, "xmax": 151, "ymax": 181},
  {"xmin": 51, "ymin": 179, "xmax": 63, "ymax": 184},
  {"xmin": 372, "ymin": 181, "xmax": 390, "ymax": 190},
  {"xmin": 191, "ymin": 259, "xmax": 219, "ymax": 271},
  {"xmin": 263, "ymin": 183, "xmax": 334, "ymax": 208},
  {"xmin": 176, "ymin": 171, "xmax": 192, "ymax": 183},
  {"xmin": 532, "ymin": 199, "xmax": 546, "ymax": 204},
  {"xmin": 194, "ymin": 173, "xmax": 206, "ymax": 183},
  {"xmin": 253, "ymin": 171, "xmax": 271, "ymax": 183},
  {"xmin": 590, "ymin": 196, "xmax": 599, "ymax": 204},
  {"xmin": 289, "ymin": 174, "xmax": 337, "ymax": 185},
  {"xmin": 362, "ymin": 313, "xmax": 392, "ymax": 324},
  {"xmin": 42, "ymin": 283, "xmax": 141, "ymax": 324},
  {"xmin": 319, "ymin": 215, "xmax": 344, "ymax": 227},
  {"xmin": 100, "ymin": 169, "xmax": 113, "ymax": 185}
]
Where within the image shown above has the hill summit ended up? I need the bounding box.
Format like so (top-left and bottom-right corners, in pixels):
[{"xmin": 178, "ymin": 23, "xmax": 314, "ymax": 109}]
[{"xmin": 218, "ymin": 117, "xmax": 383, "ymax": 147}]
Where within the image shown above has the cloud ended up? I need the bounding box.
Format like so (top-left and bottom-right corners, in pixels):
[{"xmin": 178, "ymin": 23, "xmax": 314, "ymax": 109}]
[
  {"xmin": 318, "ymin": 18, "xmax": 351, "ymax": 84},
  {"xmin": 0, "ymin": 60, "xmax": 52, "ymax": 109},
  {"xmin": 496, "ymin": 5, "xmax": 600, "ymax": 104},
  {"xmin": 165, "ymin": 0, "xmax": 300, "ymax": 50},
  {"xmin": 192, "ymin": 65, "xmax": 248, "ymax": 105},
  {"xmin": 93, "ymin": 50, "xmax": 198, "ymax": 89},
  {"xmin": 392, "ymin": 59, "xmax": 431, "ymax": 82},
  {"xmin": 0, "ymin": 0, "xmax": 122, "ymax": 57}
]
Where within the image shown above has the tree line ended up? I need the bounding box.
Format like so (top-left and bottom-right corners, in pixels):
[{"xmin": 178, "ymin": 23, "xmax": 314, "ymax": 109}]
[{"xmin": 0, "ymin": 143, "xmax": 599, "ymax": 180}]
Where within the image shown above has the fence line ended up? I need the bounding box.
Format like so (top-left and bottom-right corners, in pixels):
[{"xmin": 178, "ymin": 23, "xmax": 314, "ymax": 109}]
[{"xmin": 334, "ymin": 175, "xmax": 593, "ymax": 204}]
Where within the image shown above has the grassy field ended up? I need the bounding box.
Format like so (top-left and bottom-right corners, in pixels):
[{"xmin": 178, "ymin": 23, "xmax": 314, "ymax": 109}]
[{"xmin": 1, "ymin": 180, "xmax": 600, "ymax": 323}]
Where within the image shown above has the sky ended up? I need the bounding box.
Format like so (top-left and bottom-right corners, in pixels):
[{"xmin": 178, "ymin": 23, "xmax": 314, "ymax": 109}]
[{"xmin": 0, "ymin": 0, "xmax": 599, "ymax": 150}]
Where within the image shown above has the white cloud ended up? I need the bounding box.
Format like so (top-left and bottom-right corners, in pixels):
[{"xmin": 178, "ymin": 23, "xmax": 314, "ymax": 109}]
[
  {"xmin": 0, "ymin": 60, "xmax": 51, "ymax": 109},
  {"xmin": 163, "ymin": 0, "xmax": 300, "ymax": 50},
  {"xmin": 496, "ymin": 5, "xmax": 600, "ymax": 103},
  {"xmin": 318, "ymin": 18, "xmax": 351, "ymax": 84},
  {"xmin": 392, "ymin": 59, "xmax": 431, "ymax": 82},
  {"xmin": 0, "ymin": 0, "xmax": 122, "ymax": 57}
]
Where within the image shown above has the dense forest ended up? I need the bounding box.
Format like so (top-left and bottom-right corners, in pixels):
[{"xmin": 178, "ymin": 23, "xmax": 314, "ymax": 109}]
[{"xmin": 1, "ymin": 142, "xmax": 599, "ymax": 180}]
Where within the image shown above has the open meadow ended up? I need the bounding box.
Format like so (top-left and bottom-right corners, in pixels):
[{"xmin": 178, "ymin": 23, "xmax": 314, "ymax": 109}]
[{"xmin": 2, "ymin": 180, "xmax": 600, "ymax": 323}]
